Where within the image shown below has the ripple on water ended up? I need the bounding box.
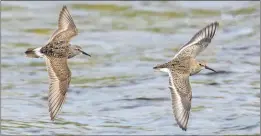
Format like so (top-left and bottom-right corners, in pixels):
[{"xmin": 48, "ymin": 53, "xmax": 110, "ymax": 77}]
[
  {"xmin": 24, "ymin": 28, "xmax": 52, "ymax": 35},
  {"xmin": 1, "ymin": 1, "xmax": 260, "ymax": 135}
]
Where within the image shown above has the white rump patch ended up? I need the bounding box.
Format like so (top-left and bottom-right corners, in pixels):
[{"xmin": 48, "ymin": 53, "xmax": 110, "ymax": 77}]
[
  {"xmin": 34, "ymin": 47, "xmax": 44, "ymax": 57},
  {"xmin": 159, "ymin": 68, "xmax": 170, "ymax": 73}
]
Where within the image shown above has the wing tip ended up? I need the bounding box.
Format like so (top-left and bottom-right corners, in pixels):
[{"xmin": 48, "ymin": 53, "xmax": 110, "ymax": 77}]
[
  {"xmin": 199, "ymin": 21, "xmax": 219, "ymax": 40},
  {"xmin": 48, "ymin": 92, "xmax": 67, "ymax": 122},
  {"xmin": 49, "ymin": 109, "xmax": 56, "ymax": 121},
  {"xmin": 176, "ymin": 120, "xmax": 188, "ymax": 131},
  {"xmin": 207, "ymin": 21, "xmax": 219, "ymax": 31},
  {"xmin": 173, "ymin": 107, "xmax": 190, "ymax": 131},
  {"xmin": 48, "ymin": 105, "xmax": 60, "ymax": 121},
  {"xmin": 49, "ymin": 108, "xmax": 58, "ymax": 121},
  {"xmin": 59, "ymin": 4, "xmax": 77, "ymax": 29},
  {"xmin": 61, "ymin": 5, "xmax": 70, "ymax": 16},
  {"xmin": 50, "ymin": 116, "xmax": 55, "ymax": 121},
  {"xmin": 180, "ymin": 126, "xmax": 187, "ymax": 131},
  {"xmin": 62, "ymin": 5, "xmax": 67, "ymax": 10},
  {"xmin": 213, "ymin": 21, "xmax": 219, "ymax": 27},
  {"xmin": 176, "ymin": 119, "xmax": 188, "ymax": 131},
  {"xmin": 211, "ymin": 21, "xmax": 219, "ymax": 31}
]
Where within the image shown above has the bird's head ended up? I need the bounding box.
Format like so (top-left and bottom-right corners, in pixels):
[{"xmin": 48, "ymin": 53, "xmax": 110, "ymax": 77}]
[
  {"xmin": 198, "ymin": 61, "xmax": 217, "ymax": 73},
  {"xmin": 68, "ymin": 45, "xmax": 91, "ymax": 59}
]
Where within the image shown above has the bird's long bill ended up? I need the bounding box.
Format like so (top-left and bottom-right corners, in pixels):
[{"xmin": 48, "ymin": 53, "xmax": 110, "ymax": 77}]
[
  {"xmin": 205, "ymin": 65, "xmax": 217, "ymax": 73},
  {"xmin": 79, "ymin": 49, "xmax": 91, "ymax": 57}
]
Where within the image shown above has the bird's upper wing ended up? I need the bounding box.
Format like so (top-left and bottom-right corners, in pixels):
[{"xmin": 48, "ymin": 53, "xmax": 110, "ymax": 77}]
[
  {"xmin": 173, "ymin": 22, "xmax": 219, "ymax": 60},
  {"xmin": 47, "ymin": 6, "xmax": 78, "ymax": 43},
  {"xmin": 167, "ymin": 69, "xmax": 192, "ymax": 131},
  {"xmin": 44, "ymin": 56, "xmax": 71, "ymax": 120}
]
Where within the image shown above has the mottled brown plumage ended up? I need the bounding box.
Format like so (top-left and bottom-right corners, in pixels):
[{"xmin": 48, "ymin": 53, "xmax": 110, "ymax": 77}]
[
  {"xmin": 41, "ymin": 5, "xmax": 76, "ymax": 121},
  {"xmin": 153, "ymin": 22, "xmax": 219, "ymax": 131},
  {"xmin": 47, "ymin": 6, "xmax": 78, "ymax": 43},
  {"xmin": 40, "ymin": 41, "xmax": 69, "ymax": 58},
  {"xmin": 41, "ymin": 40, "xmax": 70, "ymax": 120},
  {"xmin": 25, "ymin": 5, "xmax": 90, "ymax": 121},
  {"xmin": 45, "ymin": 56, "xmax": 71, "ymax": 121}
]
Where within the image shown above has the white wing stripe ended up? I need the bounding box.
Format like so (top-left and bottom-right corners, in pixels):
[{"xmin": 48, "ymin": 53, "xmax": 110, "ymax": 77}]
[{"xmin": 163, "ymin": 68, "xmax": 191, "ymax": 130}]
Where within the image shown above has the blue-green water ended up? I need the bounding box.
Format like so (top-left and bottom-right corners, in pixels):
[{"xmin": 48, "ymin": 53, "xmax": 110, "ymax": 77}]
[{"xmin": 1, "ymin": 1, "xmax": 260, "ymax": 135}]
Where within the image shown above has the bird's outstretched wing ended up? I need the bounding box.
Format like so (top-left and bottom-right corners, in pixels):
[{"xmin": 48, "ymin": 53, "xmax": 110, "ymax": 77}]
[
  {"xmin": 173, "ymin": 22, "xmax": 219, "ymax": 60},
  {"xmin": 167, "ymin": 69, "xmax": 192, "ymax": 131},
  {"xmin": 44, "ymin": 56, "xmax": 71, "ymax": 120},
  {"xmin": 47, "ymin": 5, "xmax": 78, "ymax": 43}
]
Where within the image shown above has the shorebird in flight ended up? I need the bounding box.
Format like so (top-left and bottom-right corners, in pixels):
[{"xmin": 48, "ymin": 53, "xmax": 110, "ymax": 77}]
[
  {"xmin": 153, "ymin": 22, "xmax": 219, "ymax": 131},
  {"xmin": 25, "ymin": 6, "xmax": 91, "ymax": 120}
]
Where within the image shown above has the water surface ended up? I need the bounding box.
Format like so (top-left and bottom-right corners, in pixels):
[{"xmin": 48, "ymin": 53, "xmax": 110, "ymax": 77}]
[{"xmin": 1, "ymin": 1, "xmax": 260, "ymax": 135}]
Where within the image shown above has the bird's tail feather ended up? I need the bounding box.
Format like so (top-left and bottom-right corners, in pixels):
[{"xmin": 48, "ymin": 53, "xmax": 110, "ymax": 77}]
[
  {"xmin": 153, "ymin": 63, "xmax": 168, "ymax": 70},
  {"xmin": 25, "ymin": 47, "xmax": 43, "ymax": 58}
]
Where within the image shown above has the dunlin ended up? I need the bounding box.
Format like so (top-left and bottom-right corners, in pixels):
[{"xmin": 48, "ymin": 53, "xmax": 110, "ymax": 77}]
[
  {"xmin": 153, "ymin": 22, "xmax": 219, "ymax": 131},
  {"xmin": 25, "ymin": 6, "xmax": 91, "ymax": 120}
]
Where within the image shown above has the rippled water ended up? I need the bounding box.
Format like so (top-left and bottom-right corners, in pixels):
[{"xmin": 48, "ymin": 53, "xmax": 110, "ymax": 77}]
[{"xmin": 1, "ymin": 1, "xmax": 260, "ymax": 135}]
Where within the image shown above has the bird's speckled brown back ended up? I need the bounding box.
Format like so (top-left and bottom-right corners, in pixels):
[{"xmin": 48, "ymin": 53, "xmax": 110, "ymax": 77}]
[{"xmin": 40, "ymin": 41, "xmax": 69, "ymax": 58}]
